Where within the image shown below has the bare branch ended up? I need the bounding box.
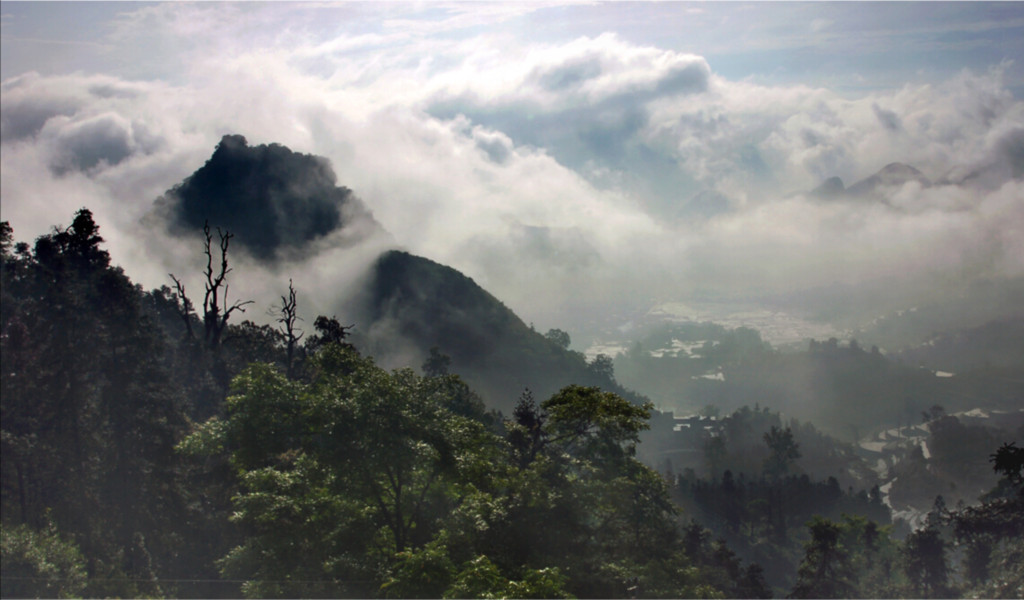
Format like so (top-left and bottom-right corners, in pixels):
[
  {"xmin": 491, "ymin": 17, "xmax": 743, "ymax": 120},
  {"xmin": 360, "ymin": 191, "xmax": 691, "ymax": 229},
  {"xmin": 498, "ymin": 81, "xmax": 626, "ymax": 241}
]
[
  {"xmin": 274, "ymin": 279, "xmax": 304, "ymax": 378},
  {"xmin": 195, "ymin": 220, "xmax": 252, "ymax": 349},
  {"xmin": 223, "ymin": 286, "xmax": 255, "ymax": 322},
  {"xmin": 168, "ymin": 273, "xmax": 195, "ymax": 339}
]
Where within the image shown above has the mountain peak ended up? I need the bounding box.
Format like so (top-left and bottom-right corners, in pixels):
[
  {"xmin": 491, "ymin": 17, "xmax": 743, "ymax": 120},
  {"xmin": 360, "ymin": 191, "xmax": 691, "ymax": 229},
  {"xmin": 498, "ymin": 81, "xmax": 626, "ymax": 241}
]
[
  {"xmin": 155, "ymin": 135, "xmax": 383, "ymax": 262},
  {"xmin": 845, "ymin": 162, "xmax": 931, "ymax": 198},
  {"xmin": 810, "ymin": 176, "xmax": 845, "ymax": 198},
  {"xmin": 878, "ymin": 162, "xmax": 925, "ymax": 178},
  {"xmin": 357, "ymin": 249, "xmax": 645, "ymax": 411}
]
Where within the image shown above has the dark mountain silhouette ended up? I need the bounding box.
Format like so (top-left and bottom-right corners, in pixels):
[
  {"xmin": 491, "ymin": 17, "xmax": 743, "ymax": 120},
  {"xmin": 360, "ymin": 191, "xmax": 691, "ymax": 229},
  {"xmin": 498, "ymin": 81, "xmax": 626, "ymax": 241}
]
[
  {"xmin": 150, "ymin": 136, "xmax": 642, "ymax": 412},
  {"xmin": 354, "ymin": 250, "xmax": 646, "ymax": 413},
  {"xmin": 154, "ymin": 134, "xmax": 383, "ymax": 262}
]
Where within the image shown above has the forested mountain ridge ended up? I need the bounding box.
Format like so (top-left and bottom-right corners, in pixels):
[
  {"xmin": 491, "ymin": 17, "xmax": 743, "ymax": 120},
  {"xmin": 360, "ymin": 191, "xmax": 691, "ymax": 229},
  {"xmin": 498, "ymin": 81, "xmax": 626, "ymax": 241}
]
[
  {"xmin": 4, "ymin": 207, "xmax": 1019, "ymax": 593},
  {"xmin": 0, "ymin": 210, "xmax": 763, "ymax": 598},
  {"xmin": 359, "ymin": 249, "xmax": 646, "ymax": 413},
  {"xmin": 2, "ymin": 208, "xmax": 1021, "ymax": 598},
  {"xmin": 146, "ymin": 134, "xmax": 644, "ymax": 414}
]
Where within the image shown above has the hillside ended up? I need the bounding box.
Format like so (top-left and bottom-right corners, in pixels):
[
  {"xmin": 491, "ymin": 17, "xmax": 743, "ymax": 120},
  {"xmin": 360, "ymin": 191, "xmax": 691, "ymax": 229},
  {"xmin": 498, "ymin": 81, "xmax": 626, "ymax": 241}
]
[
  {"xmin": 613, "ymin": 322, "xmax": 1024, "ymax": 443},
  {"xmin": 3, "ymin": 206, "xmax": 1021, "ymax": 600},
  {"xmin": 355, "ymin": 250, "xmax": 647, "ymax": 413},
  {"xmin": 894, "ymin": 316, "xmax": 1024, "ymax": 372}
]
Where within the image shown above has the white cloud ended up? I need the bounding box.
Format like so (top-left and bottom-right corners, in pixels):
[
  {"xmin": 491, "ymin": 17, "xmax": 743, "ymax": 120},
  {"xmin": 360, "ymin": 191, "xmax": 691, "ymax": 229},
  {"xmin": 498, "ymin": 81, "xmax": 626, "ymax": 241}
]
[
  {"xmin": 2, "ymin": 9, "xmax": 1022, "ymax": 337},
  {"xmin": 810, "ymin": 18, "xmax": 833, "ymax": 33}
]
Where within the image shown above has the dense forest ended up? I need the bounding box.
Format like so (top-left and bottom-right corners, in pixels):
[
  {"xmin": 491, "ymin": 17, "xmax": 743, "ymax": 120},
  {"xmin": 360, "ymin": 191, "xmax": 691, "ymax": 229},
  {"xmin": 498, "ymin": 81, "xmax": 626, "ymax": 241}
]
[{"xmin": 2, "ymin": 210, "xmax": 1022, "ymax": 598}]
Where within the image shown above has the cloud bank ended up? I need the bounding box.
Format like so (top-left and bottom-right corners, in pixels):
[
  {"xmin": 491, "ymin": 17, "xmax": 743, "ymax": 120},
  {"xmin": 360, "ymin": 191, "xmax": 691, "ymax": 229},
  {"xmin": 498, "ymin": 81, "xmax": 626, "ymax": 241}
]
[{"xmin": 1, "ymin": 3, "xmax": 1022, "ymax": 340}]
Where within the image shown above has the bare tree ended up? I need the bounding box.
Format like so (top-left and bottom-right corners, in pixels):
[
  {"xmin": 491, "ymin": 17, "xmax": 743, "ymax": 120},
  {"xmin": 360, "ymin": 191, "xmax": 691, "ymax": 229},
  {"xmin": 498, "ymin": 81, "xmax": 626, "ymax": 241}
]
[
  {"xmin": 168, "ymin": 274, "xmax": 195, "ymax": 339},
  {"xmin": 169, "ymin": 221, "xmax": 253, "ymax": 349},
  {"xmin": 274, "ymin": 279, "xmax": 303, "ymax": 378}
]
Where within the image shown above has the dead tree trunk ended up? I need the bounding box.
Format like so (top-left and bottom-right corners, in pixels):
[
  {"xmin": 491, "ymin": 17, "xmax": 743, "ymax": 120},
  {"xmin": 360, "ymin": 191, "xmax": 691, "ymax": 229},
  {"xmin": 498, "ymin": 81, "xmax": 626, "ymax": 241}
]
[{"xmin": 169, "ymin": 221, "xmax": 253, "ymax": 350}]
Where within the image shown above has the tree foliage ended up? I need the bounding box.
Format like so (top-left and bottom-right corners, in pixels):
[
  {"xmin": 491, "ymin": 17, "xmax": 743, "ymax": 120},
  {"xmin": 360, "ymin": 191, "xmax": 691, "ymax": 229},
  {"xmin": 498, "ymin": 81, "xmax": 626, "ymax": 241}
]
[
  {"xmin": 763, "ymin": 426, "xmax": 801, "ymax": 480},
  {"xmin": 1, "ymin": 521, "xmax": 88, "ymax": 599},
  {"xmin": 4, "ymin": 209, "xmax": 1020, "ymax": 599},
  {"xmin": 180, "ymin": 344, "xmax": 723, "ymax": 598}
]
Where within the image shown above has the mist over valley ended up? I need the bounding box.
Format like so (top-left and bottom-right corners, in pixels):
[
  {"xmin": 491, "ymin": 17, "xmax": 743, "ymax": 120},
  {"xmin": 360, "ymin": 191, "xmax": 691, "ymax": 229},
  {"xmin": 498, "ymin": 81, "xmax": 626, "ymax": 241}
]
[{"xmin": 2, "ymin": 3, "xmax": 1023, "ymax": 598}]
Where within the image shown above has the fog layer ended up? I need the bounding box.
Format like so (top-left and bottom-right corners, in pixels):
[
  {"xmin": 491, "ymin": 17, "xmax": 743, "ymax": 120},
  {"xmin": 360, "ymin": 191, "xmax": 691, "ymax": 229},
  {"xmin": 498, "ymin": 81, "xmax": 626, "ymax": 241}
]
[{"xmin": 2, "ymin": 3, "xmax": 1022, "ymax": 338}]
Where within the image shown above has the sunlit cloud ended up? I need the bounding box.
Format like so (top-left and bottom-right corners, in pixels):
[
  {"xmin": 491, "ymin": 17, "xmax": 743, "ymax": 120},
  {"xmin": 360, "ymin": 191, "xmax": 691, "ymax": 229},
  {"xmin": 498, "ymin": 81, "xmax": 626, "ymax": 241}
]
[{"xmin": 2, "ymin": 2, "xmax": 1022, "ymax": 338}]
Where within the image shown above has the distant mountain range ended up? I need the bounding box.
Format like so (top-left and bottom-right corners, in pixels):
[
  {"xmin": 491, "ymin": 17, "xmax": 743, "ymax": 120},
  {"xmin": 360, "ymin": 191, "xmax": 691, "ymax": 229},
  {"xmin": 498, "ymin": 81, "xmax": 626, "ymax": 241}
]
[
  {"xmin": 683, "ymin": 161, "xmax": 934, "ymax": 219},
  {"xmin": 810, "ymin": 162, "xmax": 931, "ymax": 200}
]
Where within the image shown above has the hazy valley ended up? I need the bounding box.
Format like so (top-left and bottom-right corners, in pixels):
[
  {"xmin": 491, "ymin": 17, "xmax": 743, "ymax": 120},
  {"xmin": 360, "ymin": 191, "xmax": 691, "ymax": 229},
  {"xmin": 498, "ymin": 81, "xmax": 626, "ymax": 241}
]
[{"xmin": 3, "ymin": 3, "xmax": 1023, "ymax": 598}]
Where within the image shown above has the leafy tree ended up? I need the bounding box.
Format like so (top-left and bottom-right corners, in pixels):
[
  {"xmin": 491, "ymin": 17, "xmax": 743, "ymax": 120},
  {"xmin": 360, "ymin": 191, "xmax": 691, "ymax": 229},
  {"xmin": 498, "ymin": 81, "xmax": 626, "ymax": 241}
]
[
  {"xmin": 4, "ymin": 210, "xmax": 797, "ymax": 598},
  {"xmin": 789, "ymin": 514, "xmax": 900, "ymax": 598},
  {"xmin": 921, "ymin": 404, "xmax": 946, "ymax": 424},
  {"xmin": 520, "ymin": 387, "xmax": 731, "ymax": 598},
  {"xmin": 422, "ymin": 346, "xmax": 452, "ymax": 377},
  {"xmin": 698, "ymin": 404, "xmax": 721, "ymax": 419},
  {"xmin": 675, "ymin": 465, "xmax": 892, "ymax": 593},
  {"xmin": 1, "ymin": 522, "xmax": 88, "ymax": 599},
  {"xmin": 222, "ymin": 320, "xmax": 286, "ymax": 370},
  {"xmin": 183, "ymin": 344, "xmax": 500, "ymax": 597},
  {"xmin": 990, "ymin": 441, "xmax": 1024, "ymax": 488},
  {"xmin": 183, "ymin": 341, "xmax": 742, "ymax": 598},
  {"xmin": 1, "ymin": 210, "xmax": 188, "ymax": 596},
  {"xmin": 507, "ymin": 389, "xmax": 548, "ymax": 468},
  {"xmin": 947, "ymin": 441, "xmax": 1024, "ymax": 597},
  {"xmin": 304, "ymin": 315, "xmax": 355, "ymax": 355},
  {"xmin": 763, "ymin": 426, "xmax": 802, "ymax": 480},
  {"xmin": 902, "ymin": 526, "xmax": 954, "ymax": 598},
  {"xmin": 381, "ymin": 535, "xmax": 456, "ymax": 599},
  {"xmin": 542, "ymin": 384, "xmax": 651, "ymax": 462},
  {"xmin": 679, "ymin": 520, "xmax": 772, "ymax": 598},
  {"xmin": 702, "ymin": 435, "xmax": 727, "ymax": 478},
  {"xmin": 443, "ymin": 555, "xmax": 572, "ymax": 599},
  {"xmin": 545, "ymin": 328, "xmax": 571, "ymax": 350},
  {"xmin": 588, "ymin": 353, "xmax": 616, "ymax": 382},
  {"xmin": 790, "ymin": 516, "xmax": 850, "ymax": 598},
  {"xmin": 761, "ymin": 425, "xmax": 802, "ymax": 539}
]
